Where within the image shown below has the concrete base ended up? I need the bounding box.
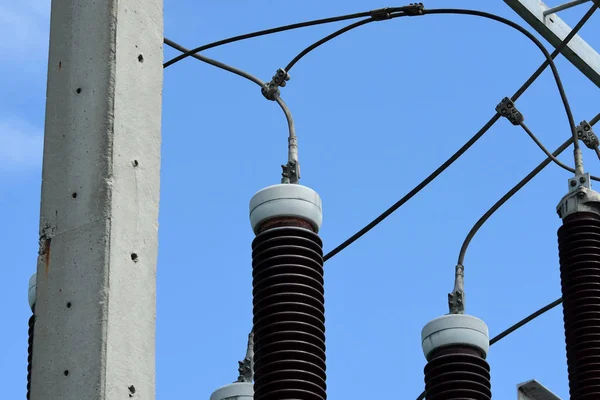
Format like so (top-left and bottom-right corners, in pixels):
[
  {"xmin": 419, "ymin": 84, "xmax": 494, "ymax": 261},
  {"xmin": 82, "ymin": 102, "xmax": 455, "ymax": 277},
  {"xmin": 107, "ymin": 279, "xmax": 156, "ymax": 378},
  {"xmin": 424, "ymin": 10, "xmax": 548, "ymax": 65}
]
[
  {"xmin": 210, "ymin": 382, "xmax": 253, "ymax": 400},
  {"xmin": 421, "ymin": 314, "xmax": 490, "ymax": 361},
  {"xmin": 249, "ymin": 184, "xmax": 323, "ymax": 234}
]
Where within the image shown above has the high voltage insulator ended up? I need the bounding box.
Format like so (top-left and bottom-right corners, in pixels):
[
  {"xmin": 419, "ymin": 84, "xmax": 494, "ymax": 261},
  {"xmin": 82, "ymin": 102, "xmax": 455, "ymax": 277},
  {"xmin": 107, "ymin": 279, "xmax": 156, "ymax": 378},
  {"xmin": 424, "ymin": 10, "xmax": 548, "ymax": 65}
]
[
  {"xmin": 27, "ymin": 273, "xmax": 36, "ymax": 400},
  {"xmin": 421, "ymin": 314, "xmax": 491, "ymax": 400},
  {"xmin": 557, "ymin": 173, "xmax": 600, "ymax": 399},
  {"xmin": 249, "ymin": 184, "xmax": 325, "ymax": 400}
]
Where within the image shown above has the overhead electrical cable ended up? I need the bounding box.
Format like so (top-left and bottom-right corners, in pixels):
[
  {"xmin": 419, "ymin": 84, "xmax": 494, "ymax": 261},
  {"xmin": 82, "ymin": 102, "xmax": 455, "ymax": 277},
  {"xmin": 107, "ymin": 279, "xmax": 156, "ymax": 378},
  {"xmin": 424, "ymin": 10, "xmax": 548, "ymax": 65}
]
[{"xmin": 163, "ymin": 7, "xmax": 414, "ymax": 68}]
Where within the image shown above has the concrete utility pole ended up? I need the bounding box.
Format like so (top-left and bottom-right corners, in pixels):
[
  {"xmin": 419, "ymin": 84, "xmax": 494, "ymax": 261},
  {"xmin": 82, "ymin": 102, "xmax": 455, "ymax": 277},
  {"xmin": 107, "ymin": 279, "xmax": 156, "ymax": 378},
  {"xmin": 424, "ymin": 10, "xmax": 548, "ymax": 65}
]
[{"xmin": 30, "ymin": 0, "xmax": 164, "ymax": 399}]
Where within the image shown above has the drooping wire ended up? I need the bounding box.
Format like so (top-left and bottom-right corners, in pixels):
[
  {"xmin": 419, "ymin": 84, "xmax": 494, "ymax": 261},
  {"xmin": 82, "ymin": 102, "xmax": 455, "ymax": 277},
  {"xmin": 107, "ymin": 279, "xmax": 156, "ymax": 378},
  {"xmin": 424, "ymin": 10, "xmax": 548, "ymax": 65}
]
[
  {"xmin": 520, "ymin": 122, "xmax": 600, "ymax": 181},
  {"xmin": 457, "ymin": 115, "xmax": 600, "ymax": 267},
  {"xmin": 456, "ymin": 137, "xmax": 574, "ymax": 267},
  {"xmin": 324, "ymin": 7, "xmax": 578, "ymax": 262},
  {"xmin": 415, "ymin": 296, "xmax": 564, "ymax": 400},
  {"xmin": 422, "ymin": 8, "xmax": 587, "ymax": 150},
  {"xmin": 163, "ymin": 38, "xmax": 265, "ymax": 87},
  {"xmin": 323, "ymin": 114, "xmax": 500, "ymax": 262},
  {"xmin": 591, "ymin": 111, "xmax": 600, "ymax": 127},
  {"xmin": 163, "ymin": 8, "xmax": 411, "ymax": 68},
  {"xmin": 283, "ymin": 7, "xmax": 420, "ymax": 73}
]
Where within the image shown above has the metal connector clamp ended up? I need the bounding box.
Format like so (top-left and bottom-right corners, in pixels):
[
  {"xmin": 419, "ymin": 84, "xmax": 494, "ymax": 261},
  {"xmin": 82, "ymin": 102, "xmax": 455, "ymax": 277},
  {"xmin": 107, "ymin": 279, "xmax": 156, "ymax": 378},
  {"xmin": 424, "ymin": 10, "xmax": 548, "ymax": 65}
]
[
  {"xmin": 496, "ymin": 97, "xmax": 524, "ymax": 125},
  {"xmin": 281, "ymin": 160, "xmax": 300, "ymax": 184},
  {"xmin": 405, "ymin": 3, "xmax": 426, "ymax": 16},
  {"xmin": 576, "ymin": 120, "xmax": 599, "ymax": 149},
  {"xmin": 261, "ymin": 68, "xmax": 290, "ymax": 101},
  {"xmin": 557, "ymin": 174, "xmax": 600, "ymax": 219}
]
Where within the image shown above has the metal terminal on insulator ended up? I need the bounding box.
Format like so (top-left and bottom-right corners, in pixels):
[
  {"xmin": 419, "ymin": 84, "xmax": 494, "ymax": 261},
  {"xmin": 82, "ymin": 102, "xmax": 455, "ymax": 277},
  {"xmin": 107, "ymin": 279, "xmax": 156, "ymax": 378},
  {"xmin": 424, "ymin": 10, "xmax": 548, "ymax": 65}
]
[
  {"xmin": 27, "ymin": 273, "xmax": 36, "ymax": 400},
  {"xmin": 421, "ymin": 314, "xmax": 491, "ymax": 400},
  {"xmin": 557, "ymin": 180, "xmax": 600, "ymax": 399},
  {"xmin": 249, "ymin": 184, "xmax": 326, "ymax": 400},
  {"xmin": 495, "ymin": 97, "xmax": 524, "ymax": 125}
]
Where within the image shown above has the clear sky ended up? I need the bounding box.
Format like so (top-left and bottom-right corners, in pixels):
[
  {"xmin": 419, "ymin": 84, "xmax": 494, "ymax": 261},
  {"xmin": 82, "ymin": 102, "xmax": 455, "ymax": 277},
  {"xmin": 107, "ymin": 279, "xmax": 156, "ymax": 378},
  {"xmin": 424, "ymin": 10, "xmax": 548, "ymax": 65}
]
[{"xmin": 1, "ymin": 0, "xmax": 600, "ymax": 399}]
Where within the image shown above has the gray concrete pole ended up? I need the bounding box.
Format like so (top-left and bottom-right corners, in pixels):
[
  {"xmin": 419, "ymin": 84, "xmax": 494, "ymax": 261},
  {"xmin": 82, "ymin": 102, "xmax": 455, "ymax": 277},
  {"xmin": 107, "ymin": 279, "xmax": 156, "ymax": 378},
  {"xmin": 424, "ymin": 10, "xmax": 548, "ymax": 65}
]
[{"xmin": 31, "ymin": 0, "xmax": 163, "ymax": 399}]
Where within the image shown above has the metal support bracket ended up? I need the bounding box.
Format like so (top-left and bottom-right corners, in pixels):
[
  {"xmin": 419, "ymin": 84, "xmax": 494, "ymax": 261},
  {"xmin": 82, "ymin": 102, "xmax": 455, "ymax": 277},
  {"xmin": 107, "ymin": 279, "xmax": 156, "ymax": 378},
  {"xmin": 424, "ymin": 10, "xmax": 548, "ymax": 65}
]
[{"xmin": 496, "ymin": 97, "xmax": 525, "ymax": 125}]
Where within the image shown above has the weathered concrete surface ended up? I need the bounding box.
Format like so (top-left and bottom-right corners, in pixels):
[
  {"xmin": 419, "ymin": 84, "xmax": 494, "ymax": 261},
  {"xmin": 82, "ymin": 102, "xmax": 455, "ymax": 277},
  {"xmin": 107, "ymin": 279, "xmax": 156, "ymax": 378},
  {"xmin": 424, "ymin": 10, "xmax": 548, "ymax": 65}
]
[{"xmin": 31, "ymin": 0, "xmax": 163, "ymax": 398}]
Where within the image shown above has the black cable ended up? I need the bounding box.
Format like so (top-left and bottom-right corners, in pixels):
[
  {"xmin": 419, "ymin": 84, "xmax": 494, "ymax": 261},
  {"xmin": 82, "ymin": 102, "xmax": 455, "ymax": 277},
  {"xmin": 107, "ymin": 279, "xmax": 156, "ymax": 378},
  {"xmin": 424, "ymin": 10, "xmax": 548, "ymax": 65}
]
[
  {"xmin": 457, "ymin": 137, "xmax": 573, "ymax": 266},
  {"xmin": 423, "ymin": 8, "xmax": 587, "ymax": 149},
  {"xmin": 323, "ymin": 114, "xmax": 500, "ymax": 262},
  {"xmin": 415, "ymin": 296, "xmax": 564, "ymax": 400},
  {"xmin": 324, "ymin": 8, "xmax": 581, "ymax": 262},
  {"xmin": 284, "ymin": 18, "xmax": 379, "ymax": 72},
  {"xmin": 457, "ymin": 114, "xmax": 600, "ymax": 266},
  {"xmin": 163, "ymin": 8, "xmax": 409, "ymax": 68},
  {"xmin": 591, "ymin": 112, "xmax": 600, "ymax": 127},
  {"xmin": 520, "ymin": 122, "xmax": 600, "ymax": 181},
  {"xmin": 163, "ymin": 38, "xmax": 265, "ymax": 87},
  {"xmin": 489, "ymin": 297, "xmax": 563, "ymax": 346}
]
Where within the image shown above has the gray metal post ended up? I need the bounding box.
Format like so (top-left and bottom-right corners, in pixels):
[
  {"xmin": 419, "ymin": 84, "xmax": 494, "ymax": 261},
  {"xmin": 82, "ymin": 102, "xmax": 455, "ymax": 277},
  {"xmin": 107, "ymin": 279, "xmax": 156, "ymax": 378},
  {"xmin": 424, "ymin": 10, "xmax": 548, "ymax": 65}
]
[{"xmin": 30, "ymin": 0, "xmax": 164, "ymax": 399}]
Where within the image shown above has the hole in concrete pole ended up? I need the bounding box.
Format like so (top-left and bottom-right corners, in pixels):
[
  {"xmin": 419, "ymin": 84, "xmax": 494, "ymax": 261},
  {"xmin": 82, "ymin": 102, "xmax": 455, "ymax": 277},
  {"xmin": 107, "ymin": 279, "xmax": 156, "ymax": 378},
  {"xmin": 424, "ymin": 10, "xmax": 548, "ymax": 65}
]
[
  {"xmin": 132, "ymin": 160, "xmax": 139, "ymax": 167},
  {"xmin": 72, "ymin": 192, "xmax": 77, "ymax": 199},
  {"xmin": 63, "ymin": 370, "xmax": 69, "ymax": 376},
  {"xmin": 138, "ymin": 54, "xmax": 144, "ymax": 63},
  {"xmin": 131, "ymin": 253, "xmax": 139, "ymax": 262},
  {"xmin": 66, "ymin": 302, "xmax": 72, "ymax": 308}
]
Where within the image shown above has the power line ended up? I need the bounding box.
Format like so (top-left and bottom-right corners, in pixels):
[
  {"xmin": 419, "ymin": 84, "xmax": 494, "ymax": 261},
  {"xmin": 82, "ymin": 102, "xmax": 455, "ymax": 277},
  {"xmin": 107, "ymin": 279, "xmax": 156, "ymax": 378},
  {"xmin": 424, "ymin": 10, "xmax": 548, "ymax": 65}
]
[
  {"xmin": 520, "ymin": 122, "xmax": 600, "ymax": 181},
  {"xmin": 163, "ymin": 7, "xmax": 413, "ymax": 68},
  {"xmin": 323, "ymin": 115, "xmax": 499, "ymax": 262},
  {"xmin": 163, "ymin": 38, "xmax": 264, "ymax": 87},
  {"xmin": 415, "ymin": 296, "xmax": 564, "ymax": 400},
  {"xmin": 457, "ymin": 137, "xmax": 574, "ymax": 267}
]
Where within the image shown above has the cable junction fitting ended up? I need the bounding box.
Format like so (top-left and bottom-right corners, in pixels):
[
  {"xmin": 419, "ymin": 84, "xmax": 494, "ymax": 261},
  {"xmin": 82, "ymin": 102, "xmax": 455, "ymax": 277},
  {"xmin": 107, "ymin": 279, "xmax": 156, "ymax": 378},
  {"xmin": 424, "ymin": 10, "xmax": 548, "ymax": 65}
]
[
  {"xmin": 576, "ymin": 120, "xmax": 599, "ymax": 149},
  {"xmin": 495, "ymin": 97, "xmax": 524, "ymax": 125},
  {"xmin": 261, "ymin": 68, "xmax": 290, "ymax": 101}
]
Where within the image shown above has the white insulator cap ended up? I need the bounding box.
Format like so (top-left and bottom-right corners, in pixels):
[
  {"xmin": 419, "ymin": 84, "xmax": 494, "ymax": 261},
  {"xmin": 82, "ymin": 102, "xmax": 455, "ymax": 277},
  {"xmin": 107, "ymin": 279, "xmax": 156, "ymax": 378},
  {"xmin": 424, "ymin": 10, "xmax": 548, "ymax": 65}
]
[
  {"xmin": 28, "ymin": 273, "xmax": 37, "ymax": 310},
  {"xmin": 249, "ymin": 184, "xmax": 323, "ymax": 234},
  {"xmin": 209, "ymin": 382, "xmax": 253, "ymax": 400},
  {"xmin": 421, "ymin": 314, "xmax": 489, "ymax": 361}
]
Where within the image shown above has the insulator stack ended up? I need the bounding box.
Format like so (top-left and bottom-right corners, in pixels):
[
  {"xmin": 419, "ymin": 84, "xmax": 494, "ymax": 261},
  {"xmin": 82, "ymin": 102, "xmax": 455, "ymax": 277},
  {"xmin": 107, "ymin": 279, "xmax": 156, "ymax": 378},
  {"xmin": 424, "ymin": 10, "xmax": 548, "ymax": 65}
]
[
  {"xmin": 421, "ymin": 314, "xmax": 491, "ymax": 400},
  {"xmin": 249, "ymin": 184, "xmax": 325, "ymax": 400},
  {"xmin": 27, "ymin": 273, "xmax": 36, "ymax": 400},
  {"xmin": 557, "ymin": 211, "xmax": 600, "ymax": 399}
]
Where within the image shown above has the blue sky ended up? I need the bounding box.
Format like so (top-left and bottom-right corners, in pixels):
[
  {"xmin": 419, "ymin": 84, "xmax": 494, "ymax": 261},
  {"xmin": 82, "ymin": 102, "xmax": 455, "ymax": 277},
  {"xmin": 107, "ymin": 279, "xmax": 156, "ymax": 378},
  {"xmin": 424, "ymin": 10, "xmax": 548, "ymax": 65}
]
[{"xmin": 1, "ymin": 0, "xmax": 600, "ymax": 399}]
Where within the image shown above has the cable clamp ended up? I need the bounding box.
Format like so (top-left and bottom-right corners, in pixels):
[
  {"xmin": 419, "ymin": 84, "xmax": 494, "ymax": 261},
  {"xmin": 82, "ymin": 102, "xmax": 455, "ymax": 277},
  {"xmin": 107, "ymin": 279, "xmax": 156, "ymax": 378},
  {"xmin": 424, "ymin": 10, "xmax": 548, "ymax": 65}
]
[
  {"xmin": 262, "ymin": 68, "xmax": 290, "ymax": 101},
  {"xmin": 404, "ymin": 3, "xmax": 425, "ymax": 16},
  {"xmin": 495, "ymin": 97, "xmax": 524, "ymax": 125},
  {"xmin": 576, "ymin": 120, "xmax": 598, "ymax": 150},
  {"xmin": 281, "ymin": 160, "xmax": 299, "ymax": 184},
  {"xmin": 448, "ymin": 290, "xmax": 465, "ymax": 315}
]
